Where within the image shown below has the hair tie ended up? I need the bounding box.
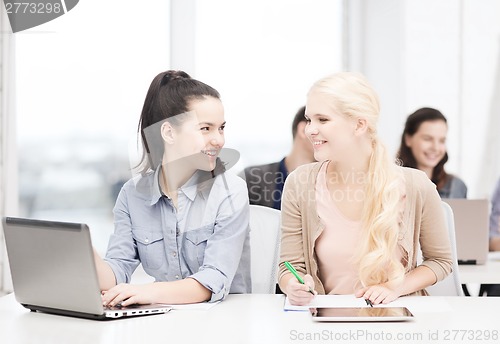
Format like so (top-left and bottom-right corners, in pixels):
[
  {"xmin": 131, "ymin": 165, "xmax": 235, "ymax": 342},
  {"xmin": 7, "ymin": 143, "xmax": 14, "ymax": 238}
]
[{"xmin": 160, "ymin": 70, "xmax": 190, "ymax": 86}]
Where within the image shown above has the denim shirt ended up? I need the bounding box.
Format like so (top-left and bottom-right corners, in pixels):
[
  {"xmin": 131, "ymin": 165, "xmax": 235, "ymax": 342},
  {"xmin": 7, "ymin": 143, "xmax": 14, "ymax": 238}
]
[
  {"xmin": 438, "ymin": 175, "xmax": 467, "ymax": 199},
  {"xmin": 104, "ymin": 167, "xmax": 252, "ymax": 302},
  {"xmin": 490, "ymin": 178, "xmax": 500, "ymax": 239}
]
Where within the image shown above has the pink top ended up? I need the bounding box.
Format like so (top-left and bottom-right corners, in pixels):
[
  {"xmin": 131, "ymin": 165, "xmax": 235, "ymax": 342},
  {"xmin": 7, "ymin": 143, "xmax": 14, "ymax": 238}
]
[
  {"xmin": 315, "ymin": 162, "xmax": 363, "ymax": 294},
  {"xmin": 279, "ymin": 162, "xmax": 453, "ymax": 296}
]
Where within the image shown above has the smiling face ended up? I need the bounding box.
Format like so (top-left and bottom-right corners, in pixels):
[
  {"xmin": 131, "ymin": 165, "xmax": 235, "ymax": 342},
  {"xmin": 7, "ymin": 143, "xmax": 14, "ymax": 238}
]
[
  {"xmin": 304, "ymin": 92, "xmax": 358, "ymax": 163},
  {"xmin": 165, "ymin": 96, "xmax": 225, "ymax": 172},
  {"xmin": 404, "ymin": 119, "xmax": 447, "ymax": 173}
]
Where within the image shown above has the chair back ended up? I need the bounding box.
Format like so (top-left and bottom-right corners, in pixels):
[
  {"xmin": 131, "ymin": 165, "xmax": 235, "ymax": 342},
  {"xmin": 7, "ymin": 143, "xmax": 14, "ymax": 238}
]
[
  {"xmin": 249, "ymin": 205, "xmax": 281, "ymax": 294},
  {"xmin": 424, "ymin": 201, "xmax": 464, "ymax": 296}
]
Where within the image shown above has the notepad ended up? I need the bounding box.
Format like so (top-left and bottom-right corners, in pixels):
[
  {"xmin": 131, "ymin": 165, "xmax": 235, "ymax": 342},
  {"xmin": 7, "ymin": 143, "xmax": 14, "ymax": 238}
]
[{"xmin": 284, "ymin": 295, "xmax": 366, "ymax": 311}]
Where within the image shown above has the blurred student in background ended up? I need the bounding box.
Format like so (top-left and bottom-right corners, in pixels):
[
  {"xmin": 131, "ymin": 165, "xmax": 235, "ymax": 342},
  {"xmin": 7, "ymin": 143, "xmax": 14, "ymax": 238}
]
[
  {"xmin": 397, "ymin": 107, "xmax": 467, "ymax": 198},
  {"xmin": 240, "ymin": 106, "xmax": 315, "ymax": 210}
]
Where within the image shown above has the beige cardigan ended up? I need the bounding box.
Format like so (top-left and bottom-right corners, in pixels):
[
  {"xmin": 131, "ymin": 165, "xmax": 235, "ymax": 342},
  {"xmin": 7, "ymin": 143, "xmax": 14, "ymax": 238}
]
[{"xmin": 278, "ymin": 161, "xmax": 453, "ymax": 295}]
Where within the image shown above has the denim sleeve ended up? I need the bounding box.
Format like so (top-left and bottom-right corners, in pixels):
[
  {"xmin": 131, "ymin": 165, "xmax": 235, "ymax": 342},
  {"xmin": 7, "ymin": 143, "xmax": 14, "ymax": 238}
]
[
  {"xmin": 103, "ymin": 185, "xmax": 141, "ymax": 284},
  {"xmin": 189, "ymin": 175, "xmax": 250, "ymax": 302},
  {"xmin": 490, "ymin": 179, "xmax": 500, "ymax": 238},
  {"xmin": 449, "ymin": 176, "xmax": 468, "ymax": 198}
]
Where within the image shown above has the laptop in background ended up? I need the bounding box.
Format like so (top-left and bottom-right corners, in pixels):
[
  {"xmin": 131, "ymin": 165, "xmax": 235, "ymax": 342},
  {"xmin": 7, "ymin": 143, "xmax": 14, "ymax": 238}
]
[
  {"xmin": 2, "ymin": 217, "xmax": 172, "ymax": 320},
  {"xmin": 442, "ymin": 199, "xmax": 489, "ymax": 265}
]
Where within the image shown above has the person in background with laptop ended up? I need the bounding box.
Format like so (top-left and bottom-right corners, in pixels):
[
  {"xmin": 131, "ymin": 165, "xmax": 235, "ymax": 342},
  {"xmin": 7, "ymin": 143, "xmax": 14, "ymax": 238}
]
[
  {"xmin": 397, "ymin": 107, "xmax": 467, "ymax": 198},
  {"xmin": 94, "ymin": 70, "xmax": 251, "ymax": 306},
  {"xmin": 239, "ymin": 106, "xmax": 315, "ymax": 210},
  {"xmin": 398, "ymin": 107, "xmax": 472, "ymax": 296},
  {"xmin": 279, "ymin": 72, "xmax": 452, "ymax": 306}
]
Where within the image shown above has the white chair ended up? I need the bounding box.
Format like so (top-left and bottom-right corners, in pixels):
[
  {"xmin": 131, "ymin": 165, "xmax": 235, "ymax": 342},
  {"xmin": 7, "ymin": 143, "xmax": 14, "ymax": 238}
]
[
  {"xmin": 424, "ymin": 201, "xmax": 464, "ymax": 296},
  {"xmin": 249, "ymin": 205, "xmax": 281, "ymax": 294}
]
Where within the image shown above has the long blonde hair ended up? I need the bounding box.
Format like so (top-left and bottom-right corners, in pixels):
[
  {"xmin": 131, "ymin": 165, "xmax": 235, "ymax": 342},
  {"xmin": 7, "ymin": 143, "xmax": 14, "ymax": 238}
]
[{"xmin": 309, "ymin": 72, "xmax": 404, "ymax": 287}]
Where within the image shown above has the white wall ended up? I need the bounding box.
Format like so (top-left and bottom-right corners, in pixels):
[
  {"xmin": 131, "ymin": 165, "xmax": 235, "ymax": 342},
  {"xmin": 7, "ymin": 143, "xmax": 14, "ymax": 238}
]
[
  {"xmin": 346, "ymin": 0, "xmax": 500, "ymax": 198},
  {"xmin": 461, "ymin": 0, "xmax": 500, "ymax": 197},
  {"xmin": 345, "ymin": 0, "xmax": 406, "ymax": 158}
]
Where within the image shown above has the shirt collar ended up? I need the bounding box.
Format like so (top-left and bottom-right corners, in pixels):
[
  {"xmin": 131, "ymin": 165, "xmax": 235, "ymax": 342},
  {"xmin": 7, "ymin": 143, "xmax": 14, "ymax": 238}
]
[
  {"xmin": 150, "ymin": 166, "xmax": 164, "ymax": 206},
  {"xmin": 150, "ymin": 166, "xmax": 215, "ymax": 205}
]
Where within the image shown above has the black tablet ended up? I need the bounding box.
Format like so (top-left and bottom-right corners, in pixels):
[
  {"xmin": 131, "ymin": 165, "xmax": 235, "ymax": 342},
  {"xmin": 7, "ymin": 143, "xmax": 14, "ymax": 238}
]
[{"xmin": 309, "ymin": 307, "xmax": 414, "ymax": 322}]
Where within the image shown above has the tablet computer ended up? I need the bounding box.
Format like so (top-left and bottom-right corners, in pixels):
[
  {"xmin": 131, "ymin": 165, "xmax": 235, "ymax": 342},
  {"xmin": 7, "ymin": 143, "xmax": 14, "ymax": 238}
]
[{"xmin": 309, "ymin": 307, "xmax": 414, "ymax": 322}]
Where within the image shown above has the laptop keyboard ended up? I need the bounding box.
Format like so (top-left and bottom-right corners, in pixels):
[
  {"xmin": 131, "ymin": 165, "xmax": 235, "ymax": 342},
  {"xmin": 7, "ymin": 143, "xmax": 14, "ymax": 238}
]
[{"xmin": 104, "ymin": 303, "xmax": 141, "ymax": 310}]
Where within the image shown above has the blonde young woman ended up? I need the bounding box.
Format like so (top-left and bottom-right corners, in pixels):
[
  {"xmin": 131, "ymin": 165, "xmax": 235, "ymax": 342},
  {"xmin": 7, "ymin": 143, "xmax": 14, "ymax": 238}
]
[{"xmin": 278, "ymin": 72, "xmax": 452, "ymax": 306}]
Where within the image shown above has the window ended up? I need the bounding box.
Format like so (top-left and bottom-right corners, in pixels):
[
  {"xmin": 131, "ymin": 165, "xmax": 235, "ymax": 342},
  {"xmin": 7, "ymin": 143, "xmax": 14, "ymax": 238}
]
[{"xmin": 16, "ymin": 1, "xmax": 170, "ymax": 251}]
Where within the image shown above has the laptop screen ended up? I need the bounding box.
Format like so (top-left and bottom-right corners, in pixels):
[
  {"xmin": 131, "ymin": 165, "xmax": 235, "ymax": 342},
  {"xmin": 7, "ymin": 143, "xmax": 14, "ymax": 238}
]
[{"xmin": 442, "ymin": 199, "xmax": 489, "ymax": 265}]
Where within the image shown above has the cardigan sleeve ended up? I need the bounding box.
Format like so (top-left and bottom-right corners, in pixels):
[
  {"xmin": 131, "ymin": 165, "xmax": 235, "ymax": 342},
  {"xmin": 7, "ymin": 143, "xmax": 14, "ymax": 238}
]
[
  {"xmin": 418, "ymin": 174, "xmax": 453, "ymax": 282},
  {"xmin": 278, "ymin": 168, "xmax": 308, "ymax": 289}
]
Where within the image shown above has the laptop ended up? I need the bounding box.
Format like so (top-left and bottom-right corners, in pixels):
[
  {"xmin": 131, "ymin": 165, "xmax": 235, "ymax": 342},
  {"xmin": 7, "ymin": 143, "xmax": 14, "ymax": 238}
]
[
  {"xmin": 442, "ymin": 199, "xmax": 489, "ymax": 265},
  {"xmin": 2, "ymin": 217, "xmax": 172, "ymax": 320}
]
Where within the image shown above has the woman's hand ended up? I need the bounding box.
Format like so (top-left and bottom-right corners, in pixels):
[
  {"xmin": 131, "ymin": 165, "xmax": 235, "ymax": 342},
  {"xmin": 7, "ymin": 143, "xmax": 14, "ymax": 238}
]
[
  {"xmin": 286, "ymin": 274, "xmax": 316, "ymax": 306},
  {"xmin": 101, "ymin": 283, "xmax": 159, "ymax": 307},
  {"xmin": 355, "ymin": 282, "xmax": 401, "ymax": 305}
]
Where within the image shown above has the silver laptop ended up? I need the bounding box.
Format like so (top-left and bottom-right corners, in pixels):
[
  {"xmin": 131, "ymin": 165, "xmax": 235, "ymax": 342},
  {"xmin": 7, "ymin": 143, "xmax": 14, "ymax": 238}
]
[
  {"xmin": 2, "ymin": 217, "xmax": 172, "ymax": 320},
  {"xmin": 442, "ymin": 199, "xmax": 489, "ymax": 265}
]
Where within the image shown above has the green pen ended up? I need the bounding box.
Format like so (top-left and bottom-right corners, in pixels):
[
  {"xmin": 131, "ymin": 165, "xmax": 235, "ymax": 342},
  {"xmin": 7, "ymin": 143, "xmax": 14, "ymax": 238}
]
[{"xmin": 284, "ymin": 261, "xmax": 315, "ymax": 295}]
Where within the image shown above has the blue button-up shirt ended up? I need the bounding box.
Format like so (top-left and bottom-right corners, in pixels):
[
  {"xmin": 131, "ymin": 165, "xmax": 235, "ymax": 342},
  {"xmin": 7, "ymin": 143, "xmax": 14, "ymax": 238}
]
[
  {"xmin": 104, "ymin": 166, "xmax": 252, "ymax": 302},
  {"xmin": 490, "ymin": 178, "xmax": 500, "ymax": 238}
]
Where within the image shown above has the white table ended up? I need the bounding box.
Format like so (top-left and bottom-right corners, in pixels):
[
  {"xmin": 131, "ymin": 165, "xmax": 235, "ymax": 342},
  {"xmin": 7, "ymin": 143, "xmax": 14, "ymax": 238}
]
[
  {"xmin": 1, "ymin": 293, "xmax": 499, "ymax": 344},
  {"xmin": 459, "ymin": 252, "xmax": 500, "ymax": 284}
]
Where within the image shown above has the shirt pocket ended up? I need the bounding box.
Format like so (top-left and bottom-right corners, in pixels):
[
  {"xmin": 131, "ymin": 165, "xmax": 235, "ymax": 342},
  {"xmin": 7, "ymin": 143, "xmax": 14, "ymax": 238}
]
[
  {"xmin": 183, "ymin": 225, "xmax": 214, "ymax": 268},
  {"xmin": 132, "ymin": 228, "xmax": 165, "ymax": 270}
]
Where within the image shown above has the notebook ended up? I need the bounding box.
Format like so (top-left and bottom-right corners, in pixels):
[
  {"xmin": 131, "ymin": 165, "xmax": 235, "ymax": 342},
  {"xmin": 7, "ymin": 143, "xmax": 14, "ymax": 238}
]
[
  {"xmin": 442, "ymin": 199, "xmax": 489, "ymax": 265},
  {"xmin": 2, "ymin": 217, "xmax": 172, "ymax": 320}
]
